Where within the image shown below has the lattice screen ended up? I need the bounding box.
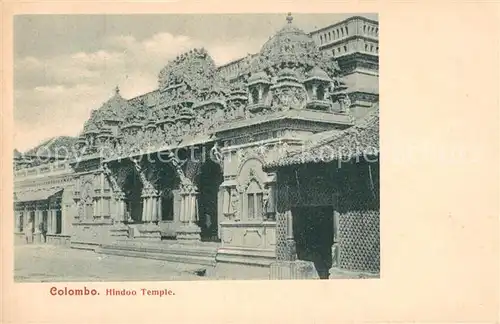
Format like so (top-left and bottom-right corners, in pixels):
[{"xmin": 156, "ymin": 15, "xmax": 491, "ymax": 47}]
[
  {"xmin": 275, "ymin": 211, "xmax": 288, "ymax": 261},
  {"xmin": 338, "ymin": 210, "xmax": 380, "ymax": 273}
]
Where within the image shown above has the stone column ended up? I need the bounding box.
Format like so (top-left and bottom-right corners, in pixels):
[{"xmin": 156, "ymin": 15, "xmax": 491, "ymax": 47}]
[
  {"xmin": 157, "ymin": 197, "xmax": 162, "ymax": 221},
  {"xmin": 151, "ymin": 197, "xmax": 158, "ymax": 222},
  {"xmin": 176, "ymin": 183, "xmax": 201, "ymax": 243},
  {"xmin": 142, "ymin": 195, "xmax": 149, "ymax": 222},
  {"xmin": 312, "ymin": 83, "xmax": 318, "ymax": 99},
  {"xmin": 285, "ymin": 210, "xmax": 297, "ymax": 261},
  {"xmin": 222, "ymin": 188, "xmax": 230, "ymax": 215},
  {"xmin": 136, "ymin": 187, "xmax": 161, "ymax": 241},
  {"xmin": 23, "ymin": 207, "xmax": 28, "ymax": 233},
  {"xmin": 113, "ymin": 192, "xmax": 126, "ymax": 223},
  {"xmin": 47, "ymin": 210, "xmax": 52, "ymax": 234},
  {"xmin": 110, "ymin": 192, "xmax": 129, "ymax": 239},
  {"xmin": 33, "ymin": 208, "xmax": 42, "ymax": 244},
  {"xmin": 181, "ymin": 194, "xmax": 187, "ymax": 223},
  {"xmin": 258, "ymin": 86, "xmax": 263, "ymax": 102},
  {"xmin": 100, "ymin": 171, "xmax": 105, "ymax": 218},
  {"xmin": 93, "ymin": 200, "xmax": 97, "ymax": 219},
  {"xmin": 53, "ymin": 209, "xmax": 58, "ymax": 234}
]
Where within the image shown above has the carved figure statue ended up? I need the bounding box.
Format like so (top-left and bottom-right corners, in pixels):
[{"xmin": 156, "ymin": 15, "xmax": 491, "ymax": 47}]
[{"xmin": 210, "ymin": 142, "xmax": 223, "ymax": 166}]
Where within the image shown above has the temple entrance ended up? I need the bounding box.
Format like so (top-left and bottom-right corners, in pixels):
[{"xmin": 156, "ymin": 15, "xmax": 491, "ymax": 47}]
[
  {"xmin": 123, "ymin": 170, "xmax": 143, "ymax": 223},
  {"xmin": 292, "ymin": 205, "xmax": 334, "ymax": 279},
  {"xmin": 160, "ymin": 190, "xmax": 174, "ymax": 221},
  {"xmin": 196, "ymin": 160, "xmax": 223, "ymax": 242}
]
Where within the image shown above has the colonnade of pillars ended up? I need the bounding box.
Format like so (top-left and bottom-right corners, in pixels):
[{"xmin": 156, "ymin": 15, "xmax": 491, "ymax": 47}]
[
  {"xmin": 110, "ymin": 190, "xmax": 170, "ymax": 224},
  {"xmin": 15, "ymin": 202, "xmax": 62, "ymax": 243}
]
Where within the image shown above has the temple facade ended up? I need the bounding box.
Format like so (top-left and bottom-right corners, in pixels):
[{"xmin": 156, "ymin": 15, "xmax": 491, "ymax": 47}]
[{"xmin": 14, "ymin": 14, "xmax": 379, "ymax": 279}]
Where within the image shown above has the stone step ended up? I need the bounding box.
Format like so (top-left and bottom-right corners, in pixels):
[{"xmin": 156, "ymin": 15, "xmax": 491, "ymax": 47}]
[
  {"xmin": 70, "ymin": 241, "xmax": 101, "ymax": 251},
  {"xmin": 96, "ymin": 240, "xmax": 218, "ymax": 267},
  {"xmin": 102, "ymin": 240, "xmax": 218, "ymax": 255}
]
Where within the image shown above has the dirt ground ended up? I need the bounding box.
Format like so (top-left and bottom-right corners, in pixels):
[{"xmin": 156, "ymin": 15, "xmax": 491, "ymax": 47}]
[{"xmin": 14, "ymin": 244, "xmax": 207, "ymax": 282}]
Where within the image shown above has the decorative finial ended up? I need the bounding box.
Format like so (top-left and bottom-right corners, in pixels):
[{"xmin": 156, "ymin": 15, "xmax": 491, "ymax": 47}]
[
  {"xmin": 115, "ymin": 86, "xmax": 120, "ymax": 95},
  {"xmin": 286, "ymin": 12, "xmax": 293, "ymax": 24}
]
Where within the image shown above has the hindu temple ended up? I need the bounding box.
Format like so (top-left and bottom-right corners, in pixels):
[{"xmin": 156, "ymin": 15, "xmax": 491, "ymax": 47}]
[{"xmin": 14, "ymin": 14, "xmax": 380, "ymax": 279}]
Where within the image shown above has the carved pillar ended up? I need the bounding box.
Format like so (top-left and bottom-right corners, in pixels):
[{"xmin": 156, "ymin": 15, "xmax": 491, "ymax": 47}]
[
  {"xmin": 33, "ymin": 207, "xmax": 42, "ymax": 243},
  {"xmin": 222, "ymin": 187, "xmax": 230, "ymax": 216},
  {"xmin": 141, "ymin": 187, "xmax": 159, "ymax": 223},
  {"xmin": 176, "ymin": 182, "xmax": 201, "ymax": 243},
  {"xmin": 47, "ymin": 209, "xmax": 52, "ymax": 235},
  {"xmin": 157, "ymin": 196, "xmax": 162, "ymax": 221},
  {"xmin": 102, "ymin": 163, "xmax": 127, "ymax": 223},
  {"xmin": 142, "ymin": 194, "xmax": 149, "ymax": 222},
  {"xmin": 52, "ymin": 209, "xmax": 58, "ymax": 234},
  {"xmin": 130, "ymin": 159, "xmax": 161, "ymax": 240},
  {"xmin": 109, "ymin": 191, "xmax": 129, "ymax": 238},
  {"xmin": 284, "ymin": 210, "xmax": 297, "ymax": 261},
  {"xmin": 312, "ymin": 83, "xmax": 318, "ymax": 99},
  {"xmin": 113, "ymin": 192, "xmax": 126, "ymax": 222}
]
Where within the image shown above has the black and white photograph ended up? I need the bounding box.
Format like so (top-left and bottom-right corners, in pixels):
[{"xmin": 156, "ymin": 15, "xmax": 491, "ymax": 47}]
[{"xmin": 13, "ymin": 13, "xmax": 379, "ymax": 282}]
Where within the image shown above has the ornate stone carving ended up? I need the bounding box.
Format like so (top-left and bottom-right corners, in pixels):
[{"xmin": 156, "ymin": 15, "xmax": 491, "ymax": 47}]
[
  {"xmin": 102, "ymin": 163, "xmax": 125, "ymax": 199},
  {"xmin": 130, "ymin": 159, "xmax": 158, "ymax": 197},
  {"xmin": 158, "ymin": 48, "xmax": 229, "ymax": 103},
  {"xmin": 245, "ymin": 15, "xmax": 340, "ymax": 78},
  {"xmin": 69, "ymin": 14, "xmax": 349, "ymax": 162},
  {"xmin": 271, "ymin": 86, "xmax": 307, "ymax": 111},
  {"xmin": 230, "ymin": 185, "xmax": 242, "ymax": 219}
]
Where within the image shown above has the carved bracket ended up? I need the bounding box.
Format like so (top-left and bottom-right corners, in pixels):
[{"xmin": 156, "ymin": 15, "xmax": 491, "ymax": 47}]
[
  {"xmin": 102, "ymin": 163, "xmax": 125, "ymax": 200},
  {"xmin": 130, "ymin": 158, "xmax": 159, "ymax": 197}
]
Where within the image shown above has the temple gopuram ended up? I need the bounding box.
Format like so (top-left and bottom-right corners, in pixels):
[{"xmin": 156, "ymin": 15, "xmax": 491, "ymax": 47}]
[{"xmin": 14, "ymin": 14, "xmax": 379, "ymax": 279}]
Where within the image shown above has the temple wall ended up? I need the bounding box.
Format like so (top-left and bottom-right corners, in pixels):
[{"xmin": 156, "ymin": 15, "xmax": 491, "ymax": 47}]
[
  {"xmin": 343, "ymin": 71, "xmax": 378, "ymax": 95},
  {"xmin": 217, "ymin": 144, "xmax": 279, "ymax": 267},
  {"xmin": 220, "ymin": 221, "xmax": 276, "ymax": 250},
  {"xmin": 46, "ymin": 234, "xmax": 71, "ymax": 245},
  {"xmin": 70, "ymin": 221, "xmax": 116, "ymax": 250}
]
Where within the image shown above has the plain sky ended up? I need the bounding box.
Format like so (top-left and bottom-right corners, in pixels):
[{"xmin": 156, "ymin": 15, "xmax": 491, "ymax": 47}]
[{"xmin": 14, "ymin": 13, "xmax": 378, "ymax": 151}]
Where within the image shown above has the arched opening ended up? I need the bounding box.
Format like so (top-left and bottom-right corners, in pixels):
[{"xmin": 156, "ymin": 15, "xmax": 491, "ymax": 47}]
[
  {"xmin": 317, "ymin": 85, "xmax": 325, "ymax": 100},
  {"xmin": 123, "ymin": 170, "xmax": 143, "ymax": 223},
  {"xmin": 196, "ymin": 159, "xmax": 223, "ymax": 242},
  {"xmin": 251, "ymin": 87, "xmax": 259, "ymax": 104},
  {"xmin": 160, "ymin": 189, "xmax": 174, "ymax": 221},
  {"xmin": 293, "ymin": 205, "xmax": 334, "ymax": 279},
  {"xmin": 245, "ymin": 179, "xmax": 264, "ymax": 220}
]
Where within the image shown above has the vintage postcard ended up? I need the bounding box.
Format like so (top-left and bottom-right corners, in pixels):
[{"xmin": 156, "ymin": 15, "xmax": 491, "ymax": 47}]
[{"xmin": 2, "ymin": 2, "xmax": 499, "ymax": 324}]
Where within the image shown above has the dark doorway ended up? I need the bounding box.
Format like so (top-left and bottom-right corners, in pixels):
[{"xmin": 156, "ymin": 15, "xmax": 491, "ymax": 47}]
[
  {"xmin": 292, "ymin": 205, "xmax": 334, "ymax": 279},
  {"xmin": 42, "ymin": 210, "xmax": 48, "ymax": 242},
  {"xmin": 124, "ymin": 171, "xmax": 143, "ymax": 223},
  {"xmin": 197, "ymin": 160, "xmax": 223, "ymax": 242},
  {"xmin": 56, "ymin": 210, "xmax": 62, "ymax": 234},
  {"xmin": 161, "ymin": 190, "xmax": 174, "ymax": 221},
  {"xmin": 29, "ymin": 211, "xmax": 35, "ymax": 233}
]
